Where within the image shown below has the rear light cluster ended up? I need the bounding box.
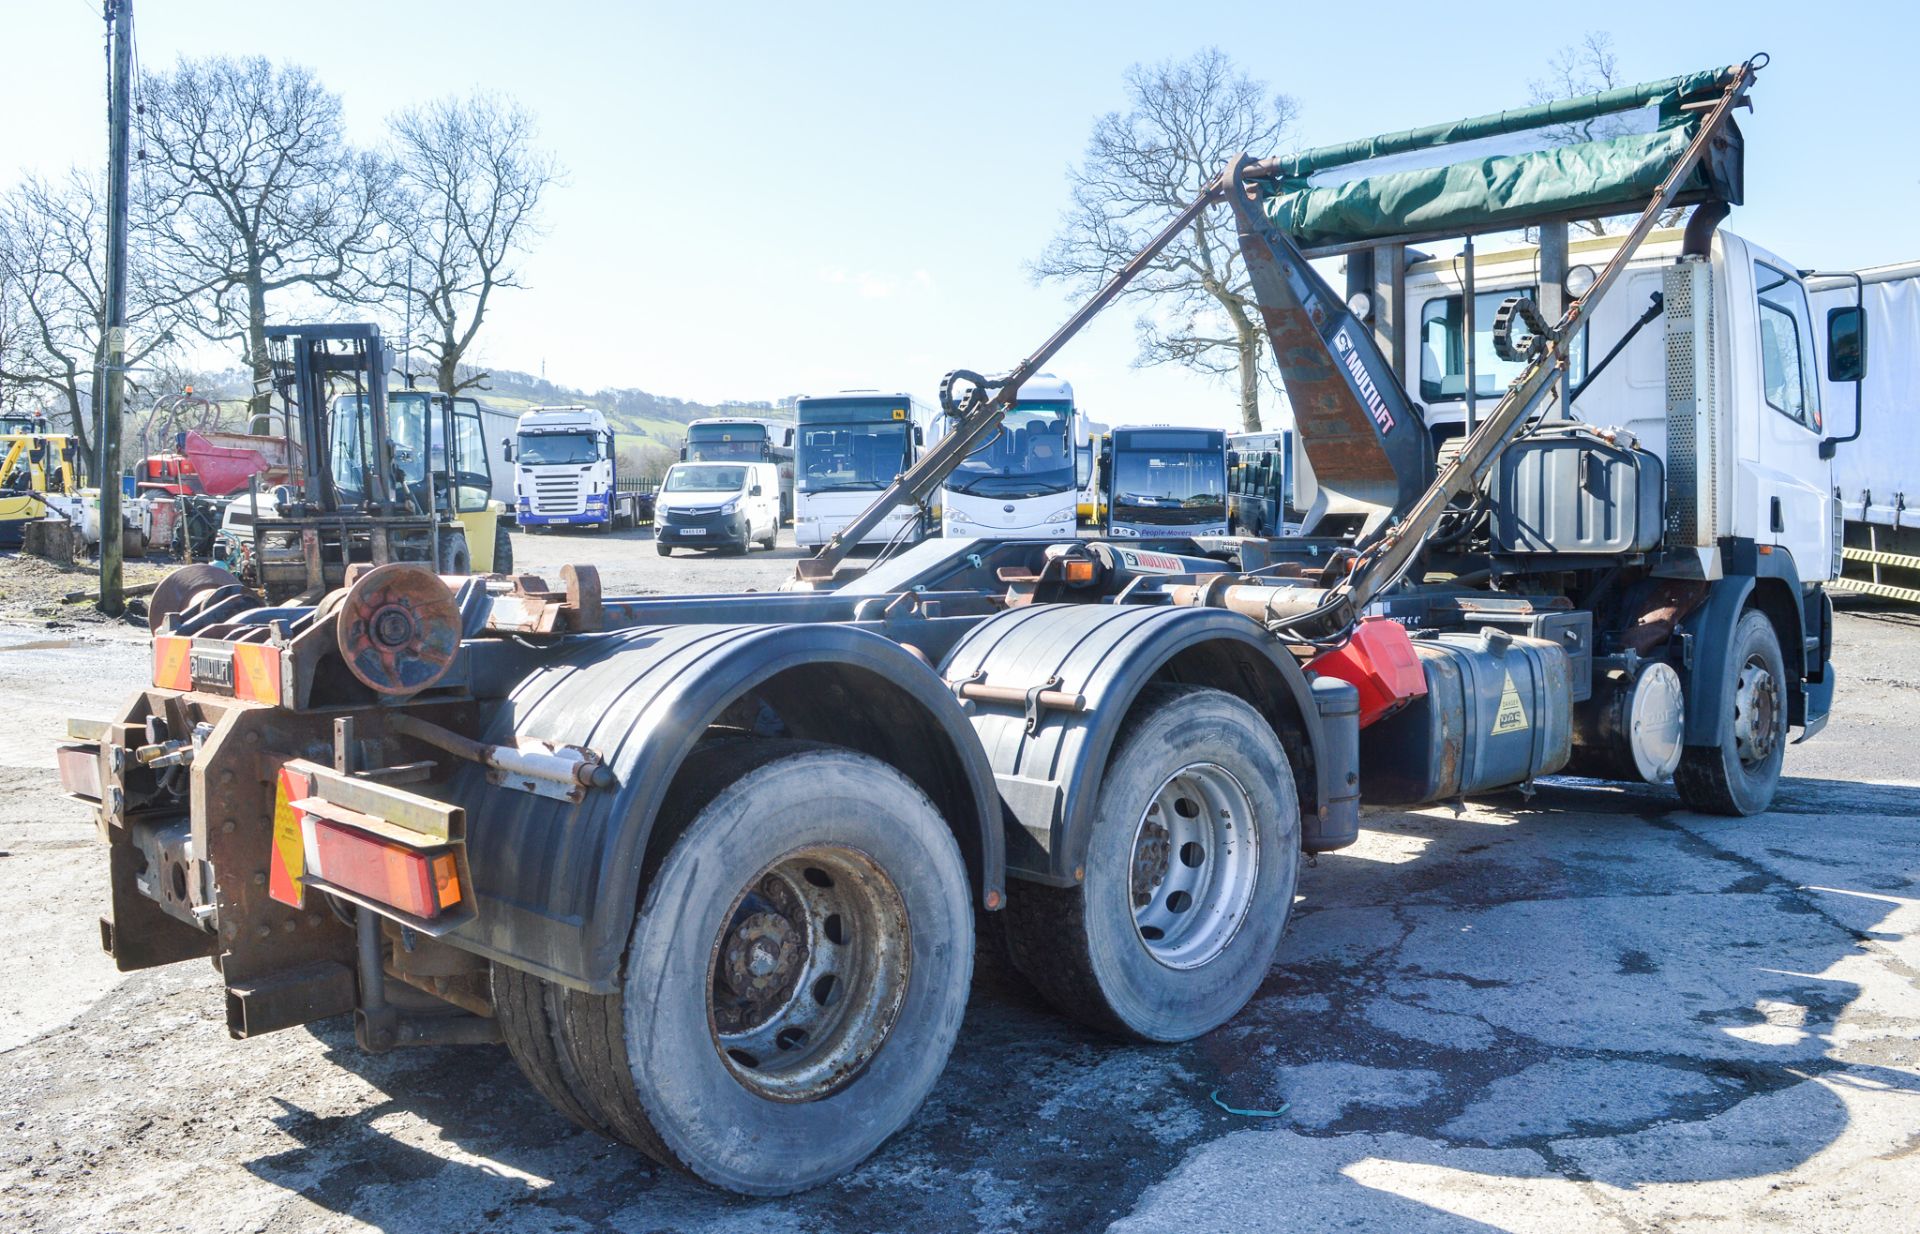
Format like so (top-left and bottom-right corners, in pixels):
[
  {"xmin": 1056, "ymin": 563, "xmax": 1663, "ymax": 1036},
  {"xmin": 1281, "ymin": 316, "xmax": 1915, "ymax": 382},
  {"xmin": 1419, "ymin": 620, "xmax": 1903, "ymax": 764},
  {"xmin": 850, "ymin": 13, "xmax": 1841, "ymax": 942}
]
[
  {"xmin": 270, "ymin": 758, "xmax": 470, "ymax": 927},
  {"xmin": 303, "ymin": 818, "xmax": 463, "ymax": 921}
]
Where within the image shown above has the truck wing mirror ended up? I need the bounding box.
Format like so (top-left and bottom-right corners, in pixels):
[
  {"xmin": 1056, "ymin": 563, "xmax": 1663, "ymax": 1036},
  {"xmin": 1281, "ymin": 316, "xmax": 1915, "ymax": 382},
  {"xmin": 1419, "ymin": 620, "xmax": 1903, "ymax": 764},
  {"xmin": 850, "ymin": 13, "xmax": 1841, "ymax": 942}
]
[
  {"xmin": 1827, "ymin": 305, "xmax": 1866, "ymax": 383},
  {"xmin": 501, "ymin": 437, "xmax": 514, "ymax": 462},
  {"xmin": 1075, "ymin": 442, "xmax": 1093, "ymax": 489}
]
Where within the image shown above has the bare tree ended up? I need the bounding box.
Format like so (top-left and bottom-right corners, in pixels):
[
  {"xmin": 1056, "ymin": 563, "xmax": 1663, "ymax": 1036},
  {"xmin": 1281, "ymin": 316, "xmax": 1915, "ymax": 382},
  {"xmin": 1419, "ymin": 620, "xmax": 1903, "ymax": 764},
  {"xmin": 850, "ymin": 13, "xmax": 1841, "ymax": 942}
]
[
  {"xmin": 1526, "ymin": 33, "xmax": 1668, "ymax": 237},
  {"xmin": 138, "ymin": 56, "xmax": 388, "ymax": 416},
  {"xmin": 381, "ymin": 95, "xmax": 558, "ymax": 395},
  {"xmin": 0, "ymin": 170, "xmax": 182, "ymax": 472},
  {"xmin": 1033, "ymin": 49, "xmax": 1296, "ymax": 433}
]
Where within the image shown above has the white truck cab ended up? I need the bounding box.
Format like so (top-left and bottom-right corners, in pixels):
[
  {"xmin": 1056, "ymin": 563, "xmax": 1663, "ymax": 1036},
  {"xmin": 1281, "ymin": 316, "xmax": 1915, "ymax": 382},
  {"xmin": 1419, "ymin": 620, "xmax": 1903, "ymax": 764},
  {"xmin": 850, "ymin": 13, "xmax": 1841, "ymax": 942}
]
[
  {"xmin": 654, "ymin": 460, "xmax": 781, "ymax": 556},
  {"xmin": 512, "ymin": 405, "xmax": 622, "ymax": 532},
  {"xmin": 1359, "ymin": 227, "xmax": 1837, "ymax": 582}
]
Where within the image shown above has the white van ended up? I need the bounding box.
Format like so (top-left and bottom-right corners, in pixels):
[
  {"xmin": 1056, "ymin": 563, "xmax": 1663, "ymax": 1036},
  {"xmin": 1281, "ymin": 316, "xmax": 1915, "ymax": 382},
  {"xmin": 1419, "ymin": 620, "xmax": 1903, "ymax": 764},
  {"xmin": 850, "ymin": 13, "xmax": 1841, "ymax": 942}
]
[{"xmin": 653, "ymin": 460, "xmax": 781, "ymax": 556}]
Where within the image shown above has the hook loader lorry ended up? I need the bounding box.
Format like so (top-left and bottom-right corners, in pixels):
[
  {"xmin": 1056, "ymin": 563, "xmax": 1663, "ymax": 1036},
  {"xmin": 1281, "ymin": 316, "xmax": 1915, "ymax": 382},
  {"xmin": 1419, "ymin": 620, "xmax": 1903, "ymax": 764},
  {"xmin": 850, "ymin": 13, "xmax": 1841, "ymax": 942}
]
[{"xmin": 60, "ymin": 55, "xmax": 1856, "ymax": 1194}]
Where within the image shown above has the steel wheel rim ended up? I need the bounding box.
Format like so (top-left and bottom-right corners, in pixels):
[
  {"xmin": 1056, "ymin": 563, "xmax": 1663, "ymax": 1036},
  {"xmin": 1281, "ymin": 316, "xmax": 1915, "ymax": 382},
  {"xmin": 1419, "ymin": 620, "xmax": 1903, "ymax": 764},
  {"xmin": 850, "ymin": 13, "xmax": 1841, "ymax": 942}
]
[
  {"xmin": 1732, "ymin": 654, "xmax": 1781, "ymax": 769},
  {"xmin": 706, "ymin": 845, "xmax": 911, "ymax": 1103},
  {"xmin": 1127, "ymin": 761, "xmax": 1260, "ymax": 970}
]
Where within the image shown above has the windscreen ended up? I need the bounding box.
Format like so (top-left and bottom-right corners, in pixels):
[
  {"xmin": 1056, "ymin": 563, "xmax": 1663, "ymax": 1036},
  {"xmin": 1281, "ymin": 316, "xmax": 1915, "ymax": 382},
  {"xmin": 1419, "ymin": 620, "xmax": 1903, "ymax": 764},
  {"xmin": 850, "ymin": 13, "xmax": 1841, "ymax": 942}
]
[
  {"xmin": 798, "ymin": 422, "xmax": 912, "ymax": 492},
  {"xmin": 946, "ymin": 404, "xmax": 1074, "ymax": 498},
  {"xmin": 518, "ymin": 431, "xmax": 599, "ymax": 465},
  {"xmin": 665, "ymin": 463, "xmax": 747, "ymax": 493},
  {"xmin": 1112, "ymin": 430, "xmax": 1225, "ymax": 525},
  {"xmin": 687, "ymin": 423, "xmax": 768, "ymax": 462}
]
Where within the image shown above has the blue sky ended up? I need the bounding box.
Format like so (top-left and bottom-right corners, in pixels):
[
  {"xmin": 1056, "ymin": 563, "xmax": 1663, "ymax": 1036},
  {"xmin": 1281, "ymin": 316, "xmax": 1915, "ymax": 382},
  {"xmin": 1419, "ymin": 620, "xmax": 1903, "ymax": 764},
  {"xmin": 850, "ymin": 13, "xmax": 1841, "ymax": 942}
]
[{"xmin": 6, "ymin": 0, "xmax": 1915, "ymax": 428}]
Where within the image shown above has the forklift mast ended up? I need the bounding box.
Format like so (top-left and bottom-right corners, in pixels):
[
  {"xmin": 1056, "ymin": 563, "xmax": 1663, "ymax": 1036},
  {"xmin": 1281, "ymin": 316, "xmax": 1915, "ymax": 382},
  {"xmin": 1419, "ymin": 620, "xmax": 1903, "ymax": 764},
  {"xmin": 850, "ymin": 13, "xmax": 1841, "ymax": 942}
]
[{"xmin": 264, "ymin": 323, "xmax": 397, "ymax": 515}]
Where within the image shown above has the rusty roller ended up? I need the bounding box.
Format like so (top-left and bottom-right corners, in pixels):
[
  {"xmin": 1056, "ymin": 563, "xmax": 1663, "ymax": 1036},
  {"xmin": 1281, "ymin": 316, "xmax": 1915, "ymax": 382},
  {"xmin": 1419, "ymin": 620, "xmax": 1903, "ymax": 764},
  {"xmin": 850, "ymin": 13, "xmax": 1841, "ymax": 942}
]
[
  {"xmin": 335, "ymin": 563, "xmax": 461, "ymax": 696},
  {"xmin": 147, "ymin": 563, "xmax": 242, "ymax": 633}
]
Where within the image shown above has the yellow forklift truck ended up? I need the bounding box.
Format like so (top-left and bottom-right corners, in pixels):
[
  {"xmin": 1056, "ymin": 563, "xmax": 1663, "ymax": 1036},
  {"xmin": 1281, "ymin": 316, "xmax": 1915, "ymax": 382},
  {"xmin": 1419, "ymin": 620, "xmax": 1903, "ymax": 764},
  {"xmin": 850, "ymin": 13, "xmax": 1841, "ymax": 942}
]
[{"xmin": 228, "ymin": 324, "xmax": 503, "ymax": 602}]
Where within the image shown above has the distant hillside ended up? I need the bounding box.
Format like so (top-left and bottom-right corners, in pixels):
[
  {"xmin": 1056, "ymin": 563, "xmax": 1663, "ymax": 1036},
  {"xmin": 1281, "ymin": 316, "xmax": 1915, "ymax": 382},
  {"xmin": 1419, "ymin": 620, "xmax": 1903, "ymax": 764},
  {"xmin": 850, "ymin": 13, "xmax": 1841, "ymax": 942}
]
[{"xmin": 468, "ymin": 366, "xmax": 790, "ymax": 447}]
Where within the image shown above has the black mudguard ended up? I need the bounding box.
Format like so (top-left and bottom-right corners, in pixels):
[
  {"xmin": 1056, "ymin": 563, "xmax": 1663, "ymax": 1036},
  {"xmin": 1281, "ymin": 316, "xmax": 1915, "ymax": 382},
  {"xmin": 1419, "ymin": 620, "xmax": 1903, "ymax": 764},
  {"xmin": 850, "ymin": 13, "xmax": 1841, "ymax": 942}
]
[
  {"xmin": 441, "ymin": 623, "xmax": 1002, "ymax": 993},
  {"xmin": 940, "ymin": 604, "xmax": 1334, "ymax": 886}
]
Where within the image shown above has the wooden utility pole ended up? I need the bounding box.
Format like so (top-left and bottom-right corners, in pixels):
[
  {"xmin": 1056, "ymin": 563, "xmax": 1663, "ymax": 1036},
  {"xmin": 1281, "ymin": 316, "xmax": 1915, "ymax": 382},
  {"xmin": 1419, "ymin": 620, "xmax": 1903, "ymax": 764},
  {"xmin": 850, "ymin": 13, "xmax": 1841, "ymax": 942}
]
[{"xmin": 98, "ymin": 0, "xmax": 133, "ymax": 616}]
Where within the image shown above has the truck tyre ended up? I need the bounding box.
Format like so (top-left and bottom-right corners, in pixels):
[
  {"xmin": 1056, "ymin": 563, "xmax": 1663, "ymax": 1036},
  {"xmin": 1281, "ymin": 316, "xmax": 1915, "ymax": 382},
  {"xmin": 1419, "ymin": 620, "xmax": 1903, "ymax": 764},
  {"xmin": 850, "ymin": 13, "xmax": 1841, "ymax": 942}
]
[
  {"xmin": 1002, "ymin": 684, "xmax": 1299, "ymax": 1042},
  {"xmin": 493, "ymin": 963, "xmax": 610, "ymax": 1135},
  {"xmin": 551, "ymin": 740, "xmax": 973, "ymax": 1195},
  {"xmin": 1675, "ymin": 609, "xmax": 1787, "ymax": 816},
  {"xmin": 491, "ymin": 526, "xmax": 513, "ymax": 574}
]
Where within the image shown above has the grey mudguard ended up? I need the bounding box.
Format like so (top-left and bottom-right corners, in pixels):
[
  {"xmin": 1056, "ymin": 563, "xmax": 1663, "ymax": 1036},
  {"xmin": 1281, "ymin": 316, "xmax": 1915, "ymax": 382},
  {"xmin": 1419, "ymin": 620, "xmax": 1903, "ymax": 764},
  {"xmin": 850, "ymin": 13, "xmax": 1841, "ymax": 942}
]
[
  {"xmin": 941, "ymin": 603, "xmax": 1330, "ymax": 886},
  {"xmin": 1678, "ymin": 547, "xmax": 1807, "ymax": 747},
  {"xmin": 440, "ymin": 622, "xmax": 1003, "ymax": 993}
]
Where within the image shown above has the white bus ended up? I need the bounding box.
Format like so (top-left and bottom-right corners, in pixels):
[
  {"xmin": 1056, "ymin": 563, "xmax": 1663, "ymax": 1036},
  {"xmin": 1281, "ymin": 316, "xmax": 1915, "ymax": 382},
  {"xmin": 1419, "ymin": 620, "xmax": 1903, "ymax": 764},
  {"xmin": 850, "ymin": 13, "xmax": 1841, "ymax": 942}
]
[
  {"xmin": 792, "ymin": 391, "xmax": 933, "ymax": 549},
  {"xmin": 682, "ymin": 416, "xmax": 795, "ymax": 523},
  {"xmin": 941, "ymin": 374, "xmax": 1079, "ymax": 539}
]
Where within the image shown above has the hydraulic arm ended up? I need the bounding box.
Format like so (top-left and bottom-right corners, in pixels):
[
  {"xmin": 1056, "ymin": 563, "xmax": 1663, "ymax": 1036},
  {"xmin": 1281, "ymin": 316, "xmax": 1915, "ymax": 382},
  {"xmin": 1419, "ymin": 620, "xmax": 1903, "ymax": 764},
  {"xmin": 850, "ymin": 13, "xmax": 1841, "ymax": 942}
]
[{"xmin": 796, "ymin": 57, "xmax": 1763, "ymax": 635}]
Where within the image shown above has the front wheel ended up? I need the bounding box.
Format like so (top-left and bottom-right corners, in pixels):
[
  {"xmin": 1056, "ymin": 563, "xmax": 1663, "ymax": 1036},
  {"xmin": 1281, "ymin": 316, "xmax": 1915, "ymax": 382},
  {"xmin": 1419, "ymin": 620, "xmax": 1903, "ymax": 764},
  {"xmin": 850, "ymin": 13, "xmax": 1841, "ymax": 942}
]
[
  {"xmin": 1002, "ymin": 684, "xmax": 1300, "ymax": 1041},
  {"xmin": 1675, "ymin": 609, "xmax": 1787, "ymax": 815},
  {"xmin": 526, "ymin": 742, "xmax": 974, "ymax": 1195},
  {"xmin": 436, "ymin": 528, "xmax": 471, "ymax": 574},
  {"xmin": 656, "ymin": 542, "xmax": 673, "ymax": 557},
  {"xmin": 491, "ymin": 526, "xmax": 513, "ymax": 574}
]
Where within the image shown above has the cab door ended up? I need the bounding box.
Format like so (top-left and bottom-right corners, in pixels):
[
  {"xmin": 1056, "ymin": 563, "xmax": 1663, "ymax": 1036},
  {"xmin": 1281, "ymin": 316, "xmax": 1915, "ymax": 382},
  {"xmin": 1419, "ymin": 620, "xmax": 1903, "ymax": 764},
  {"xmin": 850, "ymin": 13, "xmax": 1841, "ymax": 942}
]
[
  {"xmin": 449, "ymin": 397, "xmax": 498, "ymax": 570},
  {"xmin": 1736, "ymin": 241, "xmax": 1832, "ymax": 580}
]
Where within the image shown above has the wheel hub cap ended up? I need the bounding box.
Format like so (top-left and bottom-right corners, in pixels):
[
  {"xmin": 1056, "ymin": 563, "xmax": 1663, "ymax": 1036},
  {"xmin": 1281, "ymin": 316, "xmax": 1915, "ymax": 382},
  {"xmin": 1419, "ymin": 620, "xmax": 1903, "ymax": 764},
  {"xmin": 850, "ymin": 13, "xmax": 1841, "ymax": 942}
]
[
  {"xmin": 1732, "ymin": 660, "xmax": 1780, "ymax": 766},
  {"xmin": 1126, "ymin": 762, "xmax": 1260, "ymax": 971},
  {"xmin": 706, "ymin": 847, "xmax": 911, "ymax": 1103}
]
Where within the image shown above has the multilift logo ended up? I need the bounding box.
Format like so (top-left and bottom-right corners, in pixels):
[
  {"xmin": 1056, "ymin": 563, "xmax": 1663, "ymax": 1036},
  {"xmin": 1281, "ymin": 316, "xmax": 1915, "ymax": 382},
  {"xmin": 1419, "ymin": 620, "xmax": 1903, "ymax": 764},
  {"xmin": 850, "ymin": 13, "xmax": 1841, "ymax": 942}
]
[{"xmin": 1332, "ymin": 329, "xmax": 1397, "ymax": 434}]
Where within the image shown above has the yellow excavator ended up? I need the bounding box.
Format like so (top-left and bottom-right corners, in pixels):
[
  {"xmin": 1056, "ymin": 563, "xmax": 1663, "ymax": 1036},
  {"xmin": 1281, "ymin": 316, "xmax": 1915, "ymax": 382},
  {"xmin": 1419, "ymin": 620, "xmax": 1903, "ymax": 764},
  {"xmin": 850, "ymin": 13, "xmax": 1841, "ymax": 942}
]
[{"xmin": 0, "ymin": 411, "xmax": 82, "ymax": 548}]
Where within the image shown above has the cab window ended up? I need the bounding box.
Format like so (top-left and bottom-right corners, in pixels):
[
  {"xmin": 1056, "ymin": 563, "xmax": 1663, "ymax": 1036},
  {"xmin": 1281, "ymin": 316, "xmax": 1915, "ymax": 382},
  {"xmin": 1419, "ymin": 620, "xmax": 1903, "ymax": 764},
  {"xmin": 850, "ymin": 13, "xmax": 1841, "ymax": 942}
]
[
  {"xmin": 1755, "ymin": 262, "xmax": 1822, "ymax": 430},
  {"xmin": 1420, "ymin": 285, "xmax": 1587, "ymax": 403}
]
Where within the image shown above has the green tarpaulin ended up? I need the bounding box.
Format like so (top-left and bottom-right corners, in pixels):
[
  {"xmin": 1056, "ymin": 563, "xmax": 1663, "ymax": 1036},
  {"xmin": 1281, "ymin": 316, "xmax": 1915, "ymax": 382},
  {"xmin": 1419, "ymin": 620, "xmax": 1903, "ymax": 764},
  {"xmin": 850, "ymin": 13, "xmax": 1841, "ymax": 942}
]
[{"xmin": 1257, "ymin": 67, "xmax": 1741, "ymax": 248}]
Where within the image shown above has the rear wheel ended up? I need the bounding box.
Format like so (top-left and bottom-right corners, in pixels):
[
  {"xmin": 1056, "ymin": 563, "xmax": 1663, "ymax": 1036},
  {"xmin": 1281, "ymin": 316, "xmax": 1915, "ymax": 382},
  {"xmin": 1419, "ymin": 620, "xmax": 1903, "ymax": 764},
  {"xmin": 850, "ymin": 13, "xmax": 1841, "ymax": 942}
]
[
  {"xmin": 1675, "ymin": 609, "xmax": 1787, "ymax": 815},
  {"xmin": 546, "ymin": 742, "xmax": 973, "ymax": 1194},
  {"xmin": 1002, "ymin": 684, "xmax": 1299, "ymax": 1042},
  {"xmin": 760, "ymin": 524, "xmax": 778, "ymax": 550},
  {"xmin": 493, "ymin": 963, "xmax": 609, "ymax": 1135}
]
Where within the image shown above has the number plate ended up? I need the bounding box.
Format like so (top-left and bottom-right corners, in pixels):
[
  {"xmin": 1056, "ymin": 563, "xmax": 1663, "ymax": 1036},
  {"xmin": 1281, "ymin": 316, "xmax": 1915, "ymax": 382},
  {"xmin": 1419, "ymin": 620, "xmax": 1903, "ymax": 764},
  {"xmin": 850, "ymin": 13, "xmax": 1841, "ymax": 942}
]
[{"xmin": 678, "ymin": 527, "xmax": 706, "ymax": 536}]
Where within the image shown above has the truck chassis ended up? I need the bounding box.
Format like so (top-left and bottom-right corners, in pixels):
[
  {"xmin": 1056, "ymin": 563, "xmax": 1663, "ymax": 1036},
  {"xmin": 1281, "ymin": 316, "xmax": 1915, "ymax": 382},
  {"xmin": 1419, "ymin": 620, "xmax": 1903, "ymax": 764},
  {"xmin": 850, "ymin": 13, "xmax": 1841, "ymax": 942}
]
[{"xmin": 60, "ymin": 55, "xmax": 1846, "ymax": 1194}]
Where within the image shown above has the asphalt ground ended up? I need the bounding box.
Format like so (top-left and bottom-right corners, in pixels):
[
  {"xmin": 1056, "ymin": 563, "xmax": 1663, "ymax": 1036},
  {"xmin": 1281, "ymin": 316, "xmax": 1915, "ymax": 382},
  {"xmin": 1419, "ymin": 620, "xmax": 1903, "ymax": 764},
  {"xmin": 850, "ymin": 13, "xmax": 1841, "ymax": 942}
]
[{"xmin": 1, "ymin": 525, "xmax": 1915, "ymax": 1233}]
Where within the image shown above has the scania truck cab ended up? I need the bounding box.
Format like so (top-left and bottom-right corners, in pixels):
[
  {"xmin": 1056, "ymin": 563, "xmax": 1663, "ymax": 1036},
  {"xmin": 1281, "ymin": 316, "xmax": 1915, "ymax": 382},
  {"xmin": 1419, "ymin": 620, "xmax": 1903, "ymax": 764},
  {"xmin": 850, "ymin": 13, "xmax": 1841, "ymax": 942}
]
[{"xmin": 510, "ymin": 405, "xmax": 642, "ymax": 533}]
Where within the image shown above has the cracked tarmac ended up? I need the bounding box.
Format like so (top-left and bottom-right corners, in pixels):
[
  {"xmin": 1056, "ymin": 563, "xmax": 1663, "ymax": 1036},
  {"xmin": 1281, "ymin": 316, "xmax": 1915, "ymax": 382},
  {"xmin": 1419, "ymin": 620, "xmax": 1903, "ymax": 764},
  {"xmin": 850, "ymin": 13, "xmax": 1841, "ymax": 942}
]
[{"xmin": 0, "ymin": 549, "xmax": 1916, "ymax": 1233}]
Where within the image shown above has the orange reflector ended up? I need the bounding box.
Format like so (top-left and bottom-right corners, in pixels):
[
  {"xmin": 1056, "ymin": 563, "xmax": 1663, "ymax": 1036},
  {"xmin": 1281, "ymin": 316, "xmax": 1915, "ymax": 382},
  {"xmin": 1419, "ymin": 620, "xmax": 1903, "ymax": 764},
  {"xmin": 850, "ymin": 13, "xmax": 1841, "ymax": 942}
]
[
  {"xmin": 1063, "ymin": 559, "xmax": 1095, "ymax": 583},
  {"xmin": 153, "ymin": 635, "xmax": 190, "ymax": 691},
  {"xmin": 303, "ymin": 817, "xmax": 462, "ymax": 920},
  {"xmin": 232, "ymin": 643, "xmax": 282, "ymax": 704},
  {"xmin": 269, "ymin": 765, "xmax": 313, "ymax": 908}
]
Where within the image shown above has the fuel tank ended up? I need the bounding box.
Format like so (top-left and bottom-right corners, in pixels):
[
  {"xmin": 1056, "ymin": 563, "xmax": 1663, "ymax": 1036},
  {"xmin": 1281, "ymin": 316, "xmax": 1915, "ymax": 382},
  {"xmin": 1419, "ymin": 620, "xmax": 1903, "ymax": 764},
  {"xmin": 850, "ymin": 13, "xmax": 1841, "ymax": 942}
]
[{"xmin": 1359, "ymin": 629, "xmax": 1572, "ymax": 804}]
